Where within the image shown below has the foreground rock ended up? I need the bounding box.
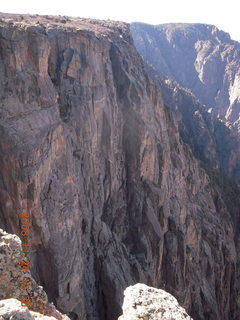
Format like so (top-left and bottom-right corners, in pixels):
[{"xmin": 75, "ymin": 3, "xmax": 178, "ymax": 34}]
[
  {"xmin": 118, "ymin": 284, "xmax": 193, "ymax": 320},
  {"xmin": 0, "ymin": 298, "xmax": 55, "ymax": 320},
  {"xmin": 0, "ymin": 229, "xmax": 69, "ymax": 320}
]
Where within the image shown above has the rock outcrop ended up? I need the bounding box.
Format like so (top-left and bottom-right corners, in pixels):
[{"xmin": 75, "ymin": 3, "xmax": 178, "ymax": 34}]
[
  {"xmin": 0, "ymin": 13, "xmax": 240, "ymax": 320},
  {"xmin": 0, "ymin": 298, "xmax": 56, "ymax": 320},
  {"xmin": 118, "ymin": 283, "xmax": 192, "ymax": 320},
  {"xmin": 0, "ymin": 229, "xmax": 69, "ymax": 320},
  {"xmin": 131, "ymin": 22, "xmax": 240, "ymax": 131}
]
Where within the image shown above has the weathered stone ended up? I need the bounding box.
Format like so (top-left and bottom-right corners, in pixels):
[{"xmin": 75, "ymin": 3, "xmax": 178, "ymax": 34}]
[
  {"xmin": 0, "ymin": 229, "xmax": 69, "ymax": 320},
  {"xmin": 0, "ymin": 298, "xmax": 55, "ymax": 320},
  {"xmin": 118, "ymin": 283, "xmax": 193, "ymax": 320}
]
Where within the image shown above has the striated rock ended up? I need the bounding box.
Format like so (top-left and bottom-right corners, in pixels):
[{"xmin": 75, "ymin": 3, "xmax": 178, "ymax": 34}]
[
  {"xmin": 158, "ymin": 77, "xmax": 240, "ymax": 184},
  {"xmin": 0, "ymin": 14, "xmax": 240, "ymax": 320},
  {"xmin": 118, "ymin": 283, "xmax": 192, "ymax": 320},
  {"xmin": 131, "ymin": 23, "xmax": 240, "ymax": 184},
  {"xmin": 131, "ymin": 23, "xmax": 240, "ymax": 131},
  {"xmin": 0, "ymin": 298, "xmax": 55, "ymax": 320},
  {"xmin": 0, "ymin": 229, "xmax": 69, "ymax": 320}
]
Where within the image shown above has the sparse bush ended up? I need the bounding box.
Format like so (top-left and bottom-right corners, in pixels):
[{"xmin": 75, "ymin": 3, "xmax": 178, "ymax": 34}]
[{"xmin": 53, "ymin": 18, "xmax": 66, "ymax": 24}]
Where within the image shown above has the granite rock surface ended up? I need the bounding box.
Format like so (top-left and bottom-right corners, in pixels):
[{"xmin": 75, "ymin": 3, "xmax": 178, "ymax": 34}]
[
  {"xmin": 0, "ymin": 229, "xmax": 69, "ymax": 320},
  {"xmin": 0, "ymin": 298, "xmax": 56, "ymax": 320},
  {"xmin": 118, "ymin": 283, "xmax": 193, "ymax": 320}
]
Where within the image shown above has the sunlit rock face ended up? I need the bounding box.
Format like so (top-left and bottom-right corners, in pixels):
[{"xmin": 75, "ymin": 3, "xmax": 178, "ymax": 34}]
[
  {"xmin": 131, "ymin": 22, "xmax": 240, "ymax": 131},
  {"xmin": 0, "ymin": 14, "xmax": 240, "ymax": 320}
]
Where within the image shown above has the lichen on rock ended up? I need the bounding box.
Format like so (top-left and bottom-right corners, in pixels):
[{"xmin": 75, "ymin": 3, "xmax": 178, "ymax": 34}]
[
  {"xmin": 0, "ymin": 298, "xmax": 55, "ymax": 320},
  {"xmin": 0, "ymin": 229, "xmax": 69, "ymax": 320},
  {"xmin": 118, "ymin": 283, "xmax": 193, "ymax": 320}
]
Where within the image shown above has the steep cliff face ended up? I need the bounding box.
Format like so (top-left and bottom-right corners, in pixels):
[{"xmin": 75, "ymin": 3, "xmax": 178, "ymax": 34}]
[
  {"xmin": 158, "ymin": 78, "xmax": 240, "ymax": 184},
  {"xmin": 0, "ymin": 14, "xmax": 240, "ymax": 320},
  {"xmin": 131, "ymin": 22, "xmax": 240, "ymax": 131}
]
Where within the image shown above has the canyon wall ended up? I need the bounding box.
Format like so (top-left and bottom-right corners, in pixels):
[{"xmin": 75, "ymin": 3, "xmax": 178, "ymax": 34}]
[
  {"xmin": 131, "ymin": 22, "xmax": 240, "ymax": 131},
  {"xmin": 131, "ymin": 23, "xmax": 240, "ymax": 184},
  {"xmin": 0, "ymin": 14, "xmax": 240, "ymax": 320},
  {"xmin": 159, "ymin": 78, "xmax": 240, "ymax": 184}
]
